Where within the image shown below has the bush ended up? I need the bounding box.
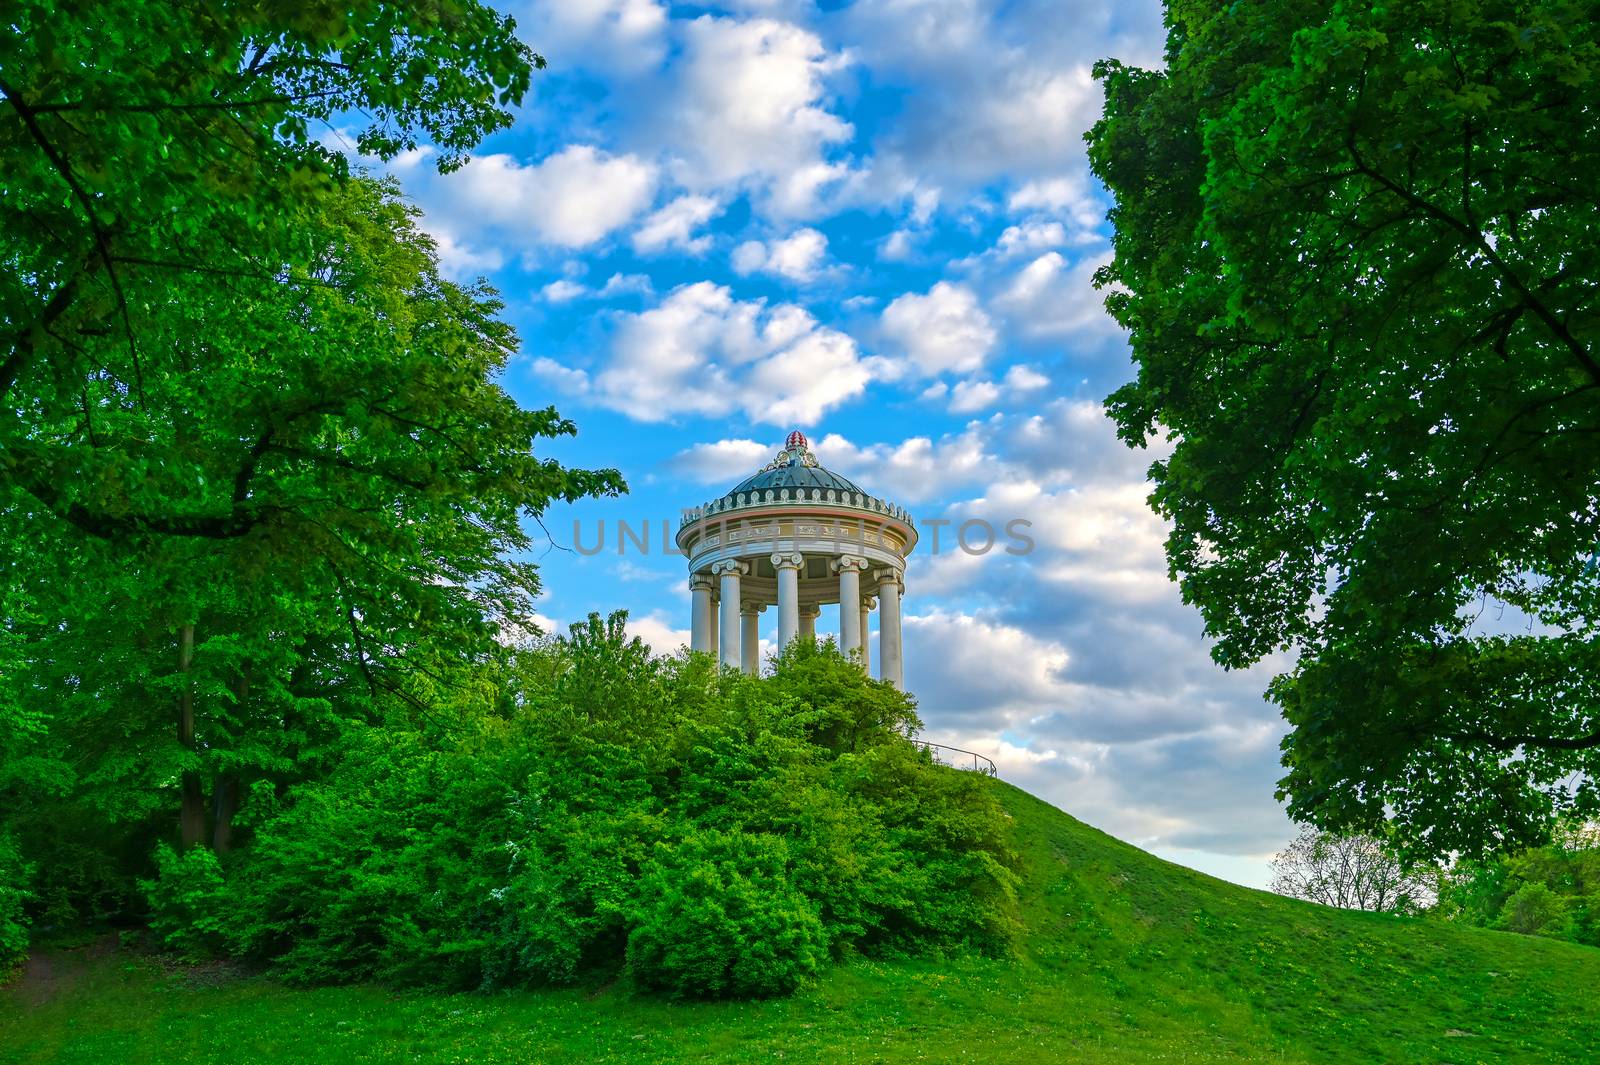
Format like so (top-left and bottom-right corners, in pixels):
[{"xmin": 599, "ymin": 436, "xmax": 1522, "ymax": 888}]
[
  {"xmin": 0, "ymin": 831, "xmax": 31, "ymax": 970},
  {"xmin": 627, "ymin": 831, "xmax": 827, "ymax": 999},
  {"xmin": 1433, "ymin": 822, "xmax": 1600, "ymax": 946},
  {"xmin": 142, "ymin": 844, "xmax": 230, "ymax": 960},
  {"xmin": 224, "ymin": 731, "xmax": 508, "ymax": 989},
  {"xmin": 186, "ymin": 614, "xmax": 1019, "ymax": 998},
  {"xmin": 1493, "ymin": 882, "xmax": 1577, "ymax": 941}
]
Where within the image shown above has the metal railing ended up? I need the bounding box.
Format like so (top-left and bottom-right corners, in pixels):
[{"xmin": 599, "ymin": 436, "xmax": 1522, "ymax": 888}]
[{"xmin": 911, "ymin": 740, "xmax": 998, "ymax": 776}]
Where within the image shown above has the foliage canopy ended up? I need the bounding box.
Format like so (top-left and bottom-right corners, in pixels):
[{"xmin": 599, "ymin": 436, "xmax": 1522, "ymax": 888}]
[
  {"xmin": 1434, "ymin": 820, "xmax": 1600, "ymax": 945},
  {"xmin": 1089, "ymin": 0, "xmax": 1600, "ymax": 859},
  {"xmin": 0, "ymin": 0, "xmax": 624, "ymax": 970},
  {"xmin": 141, "ymin": 620, "xmax": 1021, "ymax": 999}
]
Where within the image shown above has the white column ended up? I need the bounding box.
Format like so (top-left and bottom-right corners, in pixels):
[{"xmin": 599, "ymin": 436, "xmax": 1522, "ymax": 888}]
[
  {"xmin": 799, "ymin": 605, "xmax": 819, "ymax": 641},
  {"xmin": 877, "ymin": 569, "xmax": 904, "ymax": 689},
  {"xmin": 707, "ymin": 592, "xmax": 719, "ymax": 655},
  {"xmin": 690, "ymin": 575, "xmax": 713, "ymax": 653},
  {"xmin": 772, "ymin": 552, "xmax": 803, "ymax": 648},
  {"xmin": 740, "ymin": 603, "xmax": 762, "ymax": 675},
  {"xmin": 833, "ymin": 556, "xmax": 868, "ymax": 663},
  {"xmin": 713, "ymin": 560, "xmax": 746, "ymax": 669},
  {"xmin": 860, "ymin": 596, "xmax": 875, "ymax": 675}
]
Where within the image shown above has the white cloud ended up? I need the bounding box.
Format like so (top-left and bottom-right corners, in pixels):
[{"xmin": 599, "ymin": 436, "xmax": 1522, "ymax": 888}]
[
  {"xmin": 1008, "ymin": 171, "xmax": 1106, "ymax": 237},
  {"xmin": 669, "ymin": 438, "xmax": 775, "ymax": 483},
  {"xmin": 961, "ymin": 66, "xmax": 1100, "ymax": 174},
  {"xmin": 529, "ymin": 357, "xmax": 593, "ymax": 396},
  {"xmin": 996, "ymin": 220, "xmax": 1068, "ymax": 256},
  {"xmin": 939, "ymin": 364, "xmax": 1052, "ymax": 413},
  {"xmin": 731, "ymin": 227, "xmax": 830, "ymax": 281},
  {"xmin": 540, "ymin": 273, "xmax": 654, "ymax": 302},
  {"xmin": 905, "ymin": 608, "xmax": 1074, "ymax": 725},
  {"xmin": 809, "ymin": 425, "xmax": 994, "ymax": 503},
  {"xmin": 614, "ymin": 560, "xmax": 679, "ymax": 585},
  {"xmin": 565, "ymin": 282, "xmax": 879, "ymax": 425},
  {"xmin": 948, "ymin": 379, "xmax": 1001, "ymax": 414},
  {"xmin": 843, "ymin": 2, "xmax": 1127, "ymax": 192},
  {"xmin": 730, "ymin": 241, "xmax": 767, "ymax": 274},
  {"xmin": 1023, "ymin": 481, "xmax": 1173, "ymax": 604},
  {"xmin": 1005, "ymin": 398, "xmax": 1166, "ymax": 486},
  {"xmin": 1003, "ymin": 364, "xmax": 1050, "ymax": 392},
  {"xmin": 599, "ymin": 272, "xmax": 654, "ymax": 297},
  {"xmin": 632, "ymin": 194, "xmax": 724, "ymax": 254},
  {"xmin": 995, "ymin": 250, "xmax": 1120, "ymax": 339},
  {"xmin": 880, "ymin": 281, "xmax": 996, "ymax": 376},
  {"xmin": 879, "ymin": 229, "xmax": 918, "ymax": 261},
  {"xmin": 520, "ymin": 0, "xmax": 670, "ymax": 75},
  {"xmin": 542, "ymin": 279, "xmax": 588, "ymax": 302},
  {"xmin": 901, "ymin": 599, "xmax": 1293, "ymax": 860},
  {"xmin": 423, "ymin": 226, "xmax": 506, "ymax": 280},
  {"xmin": 651, "ymin": 16, "xmax": 855, "ymax": 215},
  {"xmin": 423, "ymin": 145, "xmax": 658, "ymax": 251},
  {"xmin": 627, "ymin": 610, "xmax": 691, "ymax": 656}
]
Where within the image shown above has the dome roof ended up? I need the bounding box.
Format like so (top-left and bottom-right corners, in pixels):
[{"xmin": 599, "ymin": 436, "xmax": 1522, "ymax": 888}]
[
  {"xmin": 720, "ymin": 431, "xmax": 865, "ymax": 502},
  {"xmin": 724, "ymin": 463, "xmax": 865, "ymax": 498},
  {"xmin": 678, "ymin": 428, "xmax": 914, "ymax": 539}
]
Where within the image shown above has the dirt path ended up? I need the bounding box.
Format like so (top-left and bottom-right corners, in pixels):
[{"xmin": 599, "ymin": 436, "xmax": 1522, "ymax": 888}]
[{"xmin": 3, "ymin": 933, "xmax": 123, "ymax": 1007}]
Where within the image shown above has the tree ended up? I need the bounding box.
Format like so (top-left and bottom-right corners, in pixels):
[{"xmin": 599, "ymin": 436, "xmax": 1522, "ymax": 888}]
[
  {"xmin": 1270, "ymin": 826, "xmax": 1430, "ymax": 913},
  {"xmin": 1, "ymin": 2, "xmax": 625, "ymax": 878},
  {"xmin": 1088, "ymin": 0, "xmax": 1600, "ymax": 860},
  {"xmin": 2, "ymin": 0, "xmax": 541, "ymax": 534},
  {"xmin": 1434, "ymin": 820, "xmax": 1600, "ymax": 944},
  {"xmin": 2, "ymin": 174, "xmax": 623, "ymax": 862}
]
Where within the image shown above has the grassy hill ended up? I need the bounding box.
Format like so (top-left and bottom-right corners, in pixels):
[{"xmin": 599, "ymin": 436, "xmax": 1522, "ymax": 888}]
[{"xmin": 5, "ymin": 779, "xmax": 1597, "ymax": 1064}]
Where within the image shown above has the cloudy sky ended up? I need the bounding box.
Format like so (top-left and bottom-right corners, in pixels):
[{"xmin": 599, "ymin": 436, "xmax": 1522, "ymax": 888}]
[{"xmin": 353, "ymin": 0, "xmax": 1295, "ymax": 887}]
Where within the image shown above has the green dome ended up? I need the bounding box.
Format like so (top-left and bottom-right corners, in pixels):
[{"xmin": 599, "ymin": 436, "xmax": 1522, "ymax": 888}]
[
  {"xmin": 679, "ymin": 430, "xmax": 914, "ymax": 534},
  {"xmin": 724, "ymin": 461, "xmax": 864, "ymax": 499},
  {"xmin": 719, "ymin": 430, "xmax": 865, "ymax": 503}
]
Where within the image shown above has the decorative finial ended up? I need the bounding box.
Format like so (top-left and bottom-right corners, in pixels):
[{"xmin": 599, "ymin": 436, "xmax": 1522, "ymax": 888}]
[{"xmin": 760, "ymin": 429, "xmax": 819, "ymax": 471}]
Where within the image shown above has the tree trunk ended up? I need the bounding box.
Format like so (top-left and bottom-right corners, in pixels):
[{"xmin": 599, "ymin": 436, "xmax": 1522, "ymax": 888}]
[
  {"xmin": 177, "ymin": 622, "xmax": 205, "ymax": 850},
  {"xmin": 210, "ymin": 669, "xmax": 249, "ymax": 854},
  {"xmin": 211, "ymin": 775, "xmax": 239, "ymax": 854}
]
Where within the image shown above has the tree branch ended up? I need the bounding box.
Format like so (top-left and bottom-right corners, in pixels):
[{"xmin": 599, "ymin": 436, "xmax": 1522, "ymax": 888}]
[{"xmin": 1346, "ymin": 135, "xmax": 1600, "ymax": 389}]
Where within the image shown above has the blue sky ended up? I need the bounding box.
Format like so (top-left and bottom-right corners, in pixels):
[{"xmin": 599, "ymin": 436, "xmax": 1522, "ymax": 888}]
[{"xmin": 349, "ymin": 0, "xmax": 1294, "ymax": 888}]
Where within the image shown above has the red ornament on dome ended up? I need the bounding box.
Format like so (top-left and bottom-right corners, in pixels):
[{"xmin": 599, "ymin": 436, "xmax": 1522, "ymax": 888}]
[{"xmin": 785, "ymin": 430, "xmax": 808, "ymax": 450}]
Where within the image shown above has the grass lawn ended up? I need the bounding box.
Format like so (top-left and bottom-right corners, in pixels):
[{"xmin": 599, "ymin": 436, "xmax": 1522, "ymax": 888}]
[{"xmin": 5, "ymin": 781, "xmax": 1596, "ymax": 1064}]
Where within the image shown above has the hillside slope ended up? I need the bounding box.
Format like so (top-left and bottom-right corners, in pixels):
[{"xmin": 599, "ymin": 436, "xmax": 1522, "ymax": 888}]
[{"xmin": 4, "ymin": 779, "xmax": 1597, "ymax": 1064}]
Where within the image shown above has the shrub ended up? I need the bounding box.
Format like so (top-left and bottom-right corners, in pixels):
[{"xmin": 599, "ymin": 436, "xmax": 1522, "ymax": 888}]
[
  {"xmin": 141, "ymin": 844, "xmax": 229, "ymax": 960},
  {"xmin": 194, "ymin": 614, "xmax": 1018, "ymax": 998},
  {"xmin": 627, "ymin": 831, "xmax": 827, "ymax": 999},
  {"xmin": 0, "ymin": 831, "xmax": 31, "ymax": 970},
  {"xmin": 1493, "ymin": 882, "xmax": 1577, "ymax": 941},
  {"xmin": 1433, "ymin": 821, "xmax": 1600, "ymax": 946},
  {"xmin": 224, "ymin": 731, "xmax": 505, "ymax": 989}
]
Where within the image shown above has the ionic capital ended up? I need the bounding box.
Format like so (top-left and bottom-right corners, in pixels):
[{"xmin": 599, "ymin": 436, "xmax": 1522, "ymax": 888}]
[
  {"xmin": 690, "ymin": 573, "xmax": 716, "ymax": 592},
  {"xmin": 861, "ymin": 596, "xmax": 878, "ymax": 612},
  {"xmin": 740, "ymin": 600, "xmax": 767, "ymax": 615},
  {"xmin": 770, "ymin": 551, "xmax": 805, "ymax": 570},
  {"xmin": 799, "ymin": 603, "xmax": 822, "ymax": 619},
  {"xmin": 831, "ymin": 555, "xmax": 870, "ymax": 574},
  {"xmin": 710, "ymin": 559, "xmax": 748, "ymax": 577}
]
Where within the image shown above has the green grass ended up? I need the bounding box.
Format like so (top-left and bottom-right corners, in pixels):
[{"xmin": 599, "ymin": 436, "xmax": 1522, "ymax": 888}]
[{"xmin": 5, "ymin": 781, "xmax": 1597, "ymax": 1064}]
